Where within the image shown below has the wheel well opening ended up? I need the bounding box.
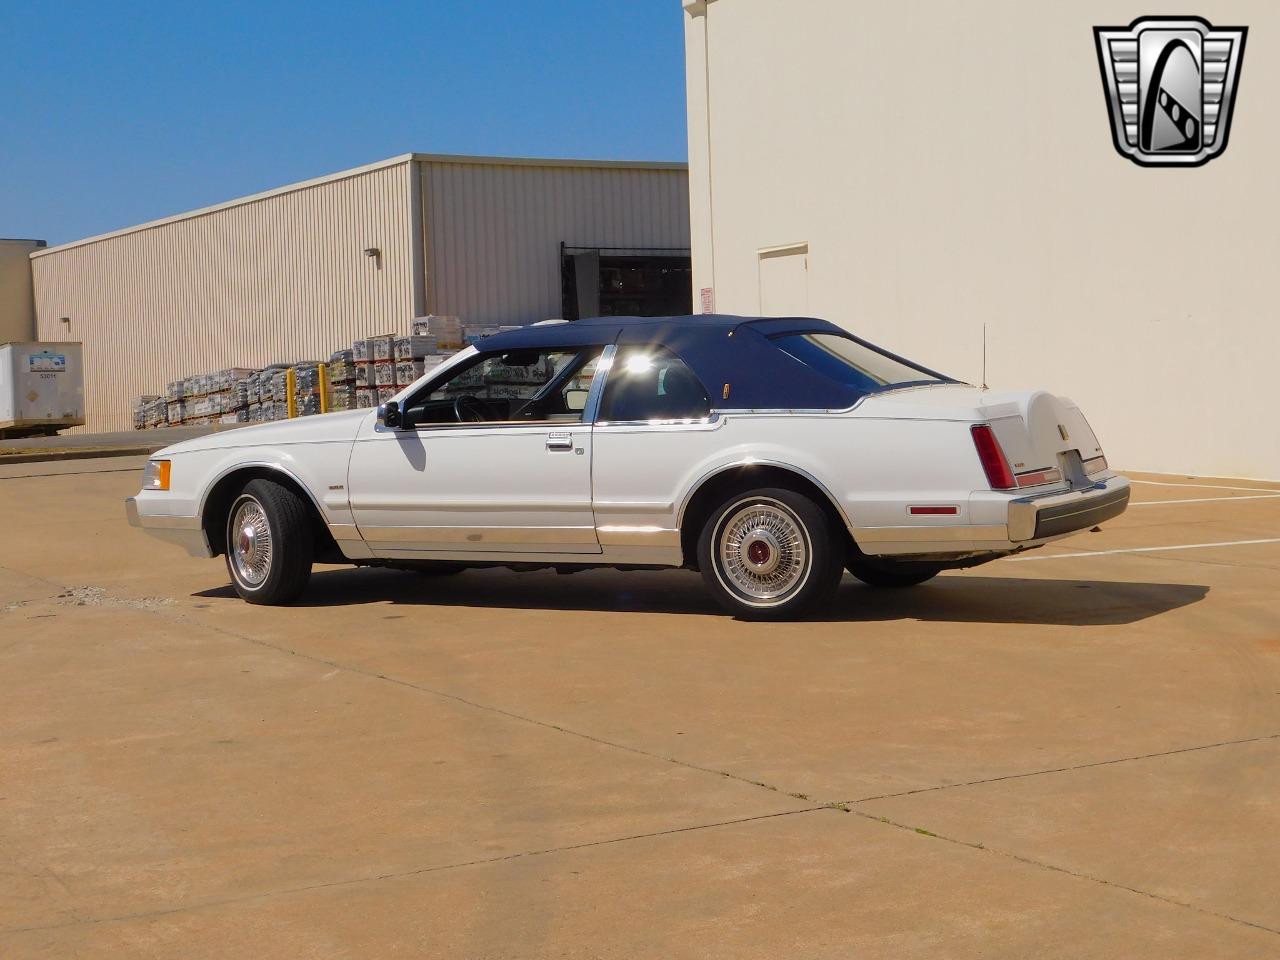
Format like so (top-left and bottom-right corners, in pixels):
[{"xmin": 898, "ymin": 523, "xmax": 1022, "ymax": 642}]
[
  {"xmin": 202, "ymin": 468, "xmax": 340, "ymax": 561},
  {"xmin": 679, "ymin": 465, "xmax": 853, "ymax": 570}
]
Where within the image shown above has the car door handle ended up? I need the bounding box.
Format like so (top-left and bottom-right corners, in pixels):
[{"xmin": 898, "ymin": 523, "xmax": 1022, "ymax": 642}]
[{"xmin": 546, "ymin": 432, "xmax": 574, "ymax": 451}]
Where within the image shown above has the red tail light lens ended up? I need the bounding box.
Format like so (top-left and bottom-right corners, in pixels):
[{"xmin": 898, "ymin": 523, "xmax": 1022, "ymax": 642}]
[{"xmin": 971, "ymin": 424, "xmax": 1016, "ymax": 490}]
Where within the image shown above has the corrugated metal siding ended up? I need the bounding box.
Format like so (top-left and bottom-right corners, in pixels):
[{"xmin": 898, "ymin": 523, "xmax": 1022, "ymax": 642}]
[
  {"xmin": 421, "ymin": 161, "xmax": 690, "ymax": 325},
  {"xmin": 32, "ymin": 161, "xmax": 416, "ymax": 432}
]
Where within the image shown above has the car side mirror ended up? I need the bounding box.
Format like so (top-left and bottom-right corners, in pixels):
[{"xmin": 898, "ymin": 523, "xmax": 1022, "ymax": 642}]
[
  {"xmin": 564, "ymin": 388, "xmax": 590, "ymax": 413},
  {"xmin": 378, "ymin": 400, "xmax": 401, "ymax": 429}
]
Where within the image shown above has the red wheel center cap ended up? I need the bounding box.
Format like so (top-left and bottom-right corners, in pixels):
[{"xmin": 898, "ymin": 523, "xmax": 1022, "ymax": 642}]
[{"xmin": 747, "ymin": 540, "xmax": 771, "ymax": 565}]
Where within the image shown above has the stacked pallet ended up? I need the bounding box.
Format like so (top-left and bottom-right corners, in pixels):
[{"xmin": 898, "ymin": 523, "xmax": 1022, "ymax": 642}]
[
  {"xmin": 327, "ymin": 350, "xmax": 357, "ymax": 412},
  {"xmin": 131, "ymin": 314, "xmax": 516, "ymax": 429}
]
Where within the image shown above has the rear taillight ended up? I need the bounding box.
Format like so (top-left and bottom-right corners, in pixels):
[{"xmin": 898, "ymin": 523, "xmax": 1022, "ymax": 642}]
[
  {"xmin": 1083, "ymin": 455, "xmax": 1108, "ymax": 475},
  {"xmin": 970, "ymin": 424, "xmax": 1016, "ymax": 490}
]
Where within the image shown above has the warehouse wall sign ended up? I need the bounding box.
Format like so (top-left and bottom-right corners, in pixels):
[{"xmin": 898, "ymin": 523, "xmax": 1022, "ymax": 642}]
[{"xmin": 1094, "ymin": 16, "xmax": 1246, "ymax": 167}]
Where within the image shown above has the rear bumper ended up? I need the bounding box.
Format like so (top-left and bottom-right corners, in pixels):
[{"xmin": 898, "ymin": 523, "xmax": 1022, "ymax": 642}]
[
  {"xmin": 125, "ymin": 496, "xmax": 214, "ymax": 558},
  {"xmin": 851, "ymin": 475, "xmax": 1131, "ymax": 557},
  {"xmin": 1007, "ymin": 476, "xmax": 1131, "ymax": 542}
]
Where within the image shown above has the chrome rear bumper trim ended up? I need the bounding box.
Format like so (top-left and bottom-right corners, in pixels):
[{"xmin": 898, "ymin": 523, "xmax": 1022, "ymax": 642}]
[{"xmin": 1008, "ymin": 476, "xmax": 1131, "ymax": 542}]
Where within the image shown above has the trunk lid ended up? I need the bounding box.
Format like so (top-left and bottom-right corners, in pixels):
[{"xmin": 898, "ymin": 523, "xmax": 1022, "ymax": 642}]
[
  {"xmin": 989, "ymin": 391, "xmax": 1103, "ymax": 481},
  {"xmin": 858, "ymin": 384, "xmax": 1106, "ymax": 484}
]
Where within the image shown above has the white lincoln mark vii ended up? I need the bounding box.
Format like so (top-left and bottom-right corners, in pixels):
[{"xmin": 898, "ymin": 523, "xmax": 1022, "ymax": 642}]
[{"xmin": 128, "ymin": 315, "xmax": 1130, "ymax": 619}]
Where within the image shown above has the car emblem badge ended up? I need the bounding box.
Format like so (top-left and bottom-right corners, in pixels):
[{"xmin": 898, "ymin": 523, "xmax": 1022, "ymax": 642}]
[
  {"xmin": 1094, "ymin": 16, "xmax": 1246, "ymax": 167},
  {"xmin": 1058, "ymin": 424, "xmax": 1070, "ymax": 442}
]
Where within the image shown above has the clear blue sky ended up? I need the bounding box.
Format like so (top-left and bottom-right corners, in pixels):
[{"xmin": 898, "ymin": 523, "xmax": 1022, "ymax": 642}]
[{"xmin": 1, "ymin": 1, "xmax": 688, "ymax": 246}]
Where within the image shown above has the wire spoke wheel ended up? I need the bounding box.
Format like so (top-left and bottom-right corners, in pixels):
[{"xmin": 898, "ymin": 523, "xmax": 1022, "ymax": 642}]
[
  {"xmin": 230, "ymin": 496, "xmax": 273, "ymax": 587},
  {"xmin": 715, "ymin": 498, "xmax": 811, "ymax": 604}
]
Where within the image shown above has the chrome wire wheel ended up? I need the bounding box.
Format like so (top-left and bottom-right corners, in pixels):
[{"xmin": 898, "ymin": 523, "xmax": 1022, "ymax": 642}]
[
  {"xmin": 714, "ymin": 497, "xmax": 811, "ymax": 605},
  {"xmin": 229, "ymin": 496, "xmax": 273, "ymax": 588}
]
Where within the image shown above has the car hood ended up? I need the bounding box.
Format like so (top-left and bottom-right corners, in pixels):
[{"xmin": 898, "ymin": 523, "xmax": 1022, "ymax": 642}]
[{"xmin": 155, "ymin": 409, "xmax": 372, "ymax": 456}]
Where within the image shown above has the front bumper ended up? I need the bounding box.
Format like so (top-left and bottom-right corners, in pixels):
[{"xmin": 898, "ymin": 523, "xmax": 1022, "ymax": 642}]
[
  {"xmin": 125, "ymin": 496, "xmax": 214, "ymax": 558},
  {"xmin": 1007, "ymin": 476, "xmax": 1131, "ymax": 542}
]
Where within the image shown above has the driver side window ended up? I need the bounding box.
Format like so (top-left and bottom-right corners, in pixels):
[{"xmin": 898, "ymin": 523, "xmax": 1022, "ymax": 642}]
[{"xmin": 406, "ymin": 346, "xmax": 602, "ymax": 426}]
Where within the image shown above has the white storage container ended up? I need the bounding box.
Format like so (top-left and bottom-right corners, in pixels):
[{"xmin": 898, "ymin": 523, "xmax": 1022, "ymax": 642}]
[{"xmin": 0, "ymin": 342, "xmax": 86, "ymax": 436}]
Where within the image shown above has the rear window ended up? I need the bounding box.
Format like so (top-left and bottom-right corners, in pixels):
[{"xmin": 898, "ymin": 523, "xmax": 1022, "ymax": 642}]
[{"xmin": 771, "ymin": 333, "xmax": 945, "ymax": 394}]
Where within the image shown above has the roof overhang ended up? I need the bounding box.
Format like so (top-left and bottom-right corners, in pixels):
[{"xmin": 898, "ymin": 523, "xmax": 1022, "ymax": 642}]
[{"xmin": 33, "ymin": 153, "xmax": 688, "ymax": 259}]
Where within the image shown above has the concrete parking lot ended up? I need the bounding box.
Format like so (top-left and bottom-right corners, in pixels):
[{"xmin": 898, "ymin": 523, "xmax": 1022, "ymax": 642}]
[{"xmin": 2, "ymin": 457, "xmax": 1278, "ymax": 958}]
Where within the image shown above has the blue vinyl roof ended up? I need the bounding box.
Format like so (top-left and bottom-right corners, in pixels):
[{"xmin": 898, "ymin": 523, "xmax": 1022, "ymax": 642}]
[{"xmin": 476, "ymin": 315, "xmax": 943, "ymax": 410}]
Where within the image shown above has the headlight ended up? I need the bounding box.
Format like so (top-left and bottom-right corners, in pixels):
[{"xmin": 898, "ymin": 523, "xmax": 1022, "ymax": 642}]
[{"xmin": 143, "ymin": 460, "xmax": 172, "ymax": 491}]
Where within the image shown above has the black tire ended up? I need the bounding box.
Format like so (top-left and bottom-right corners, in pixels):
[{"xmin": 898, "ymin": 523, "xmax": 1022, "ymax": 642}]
[
  {"xmin": 696, "ymin": 487, "xmax": 843, "ymax": 620},
  {"xmin": 224, "ymin": 478, "xmax": 314, "ymax": 605},
  {"xmin": 846, "ymin": 555, "xmax": 943, "ymax": 588}
]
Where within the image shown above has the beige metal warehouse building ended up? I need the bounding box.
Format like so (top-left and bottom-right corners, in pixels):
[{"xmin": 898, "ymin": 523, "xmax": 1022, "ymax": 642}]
[
  {"xmin": 0, "ymin": 238, "xmax": 45, "ymax": 345},
  {"xmin": 32, "ymin": 154, "xmax": 689, "ymax": 432},
  {"xmin": 683, "ymin": 1, "xmax": 1279, "ymax": 480}
]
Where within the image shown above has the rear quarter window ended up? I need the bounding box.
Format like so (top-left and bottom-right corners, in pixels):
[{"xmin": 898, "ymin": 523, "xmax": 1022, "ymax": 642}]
[{"xmin": 771, "ymin": 333, "xmax": 945, "ymax": 393}]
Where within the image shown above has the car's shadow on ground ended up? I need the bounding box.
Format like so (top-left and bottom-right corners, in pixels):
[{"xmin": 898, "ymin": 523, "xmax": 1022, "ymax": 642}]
[{"xmin": 194, "ymin": 566, "xmax": 1208, "ymax": 626}]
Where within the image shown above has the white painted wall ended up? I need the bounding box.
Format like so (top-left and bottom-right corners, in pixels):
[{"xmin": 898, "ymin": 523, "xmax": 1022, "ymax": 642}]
[{"xmin": 684, "ymin": 0, "xmax": 1280, "ymax": 479}]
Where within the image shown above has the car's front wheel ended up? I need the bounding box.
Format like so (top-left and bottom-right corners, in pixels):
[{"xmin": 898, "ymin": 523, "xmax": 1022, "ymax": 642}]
[
  {"xmin": 697, "ymin": 487, "xmax": 843, "ymax": 620},
  {"xmin": 224, "ymin": 479, "xmax": 314, "ymax": 604}
]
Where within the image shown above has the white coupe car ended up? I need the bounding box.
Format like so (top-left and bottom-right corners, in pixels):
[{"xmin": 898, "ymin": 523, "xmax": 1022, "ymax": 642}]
[{"xmin": 127, "ymin": 315, "xmax": 1129, "ymax": 619}]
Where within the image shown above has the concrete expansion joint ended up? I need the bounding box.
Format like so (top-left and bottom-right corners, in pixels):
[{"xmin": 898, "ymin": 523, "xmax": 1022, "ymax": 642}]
[
  {"xmin": 7, "ymin": 533, "xmax": 1280, "ymax": 943},
  {"xmin": 0, "ymin": 807, "xmax": 834, "ymax": 937},
  {"xmin": 843, "ymin": 731, "xmax": 1280, "ymax": 807},
  {"xmin": 852, "ymin": 808, "xmax": 1280, "ymax": 939},
  {"xmin": 146, "ymin": 603, "xmax": 839, "ymax": 806},
  {"xmin": 5, "ymin": 560, "xmax": 832, "ymax": 808}
]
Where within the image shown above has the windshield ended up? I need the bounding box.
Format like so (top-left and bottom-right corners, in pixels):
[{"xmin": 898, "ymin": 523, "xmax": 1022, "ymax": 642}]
[{"xmin": 771, "ymin": 333, "xmax": 946, "ymax": 393}]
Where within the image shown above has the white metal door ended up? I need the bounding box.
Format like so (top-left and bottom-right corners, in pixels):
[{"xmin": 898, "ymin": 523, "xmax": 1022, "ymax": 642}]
[{"xmin": 347, "ymin": 421, "xmax": 599, "ymax": 555}]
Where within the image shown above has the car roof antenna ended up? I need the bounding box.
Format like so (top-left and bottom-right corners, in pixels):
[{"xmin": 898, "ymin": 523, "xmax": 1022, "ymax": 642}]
[{"xmin": 981, "ymin": 322, "xmax": 989, "ymax": 391}]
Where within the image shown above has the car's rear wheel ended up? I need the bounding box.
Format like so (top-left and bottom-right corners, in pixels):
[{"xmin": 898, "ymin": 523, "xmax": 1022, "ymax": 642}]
[
  {"xmin": 697, "ymin": 488, "xmax": 843, "ymax": 620},
  {"xmin": 845, "ymin": 556, "xmax": 943, "ymax": 588},
  {"xmin": 224, "ymin": 479, "xmax": 313, "ymax": 604}
]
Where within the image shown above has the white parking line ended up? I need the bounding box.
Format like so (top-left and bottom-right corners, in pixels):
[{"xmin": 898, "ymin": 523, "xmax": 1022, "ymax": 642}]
[
  {"xmin": 1134, "ymin": 493, "xmax": 1280, "ymax": 506},
  {"xmin": 1130, "ymin": 479, "xmax": 1280, "ymax": 493},
  {"xmin": 1007, "ymin": 538, "xmax": 1280, "ymax": 561}
]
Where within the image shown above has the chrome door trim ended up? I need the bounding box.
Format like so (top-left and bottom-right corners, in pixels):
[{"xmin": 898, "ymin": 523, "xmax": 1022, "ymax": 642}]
[
  {"xmin": 348, "ymin": 496, "xmax": 591, "ymax": 512},
  {"xmin": 411, "ymin": 420, "xmax": 585, "ymax": 433},
  {"xmin": 359, "ymin": 525, "xmax": 601, "ymax": 546},
  {"xmin": 592, "ymin": 413, "xmax": 724, "ymax": 430},
  {"xmin": 582, "ymin": 344, "xmax": 616, "ymax": 425},
  {"xmin": 596, "ymin": 525, "xmax": 681, "ymax": 547}
]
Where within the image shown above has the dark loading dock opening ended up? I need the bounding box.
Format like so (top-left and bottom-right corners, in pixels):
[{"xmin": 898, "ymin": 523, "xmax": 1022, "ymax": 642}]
[{"xmin": 560, "ymin": 244, "xmax": 692, "ymax": 320}]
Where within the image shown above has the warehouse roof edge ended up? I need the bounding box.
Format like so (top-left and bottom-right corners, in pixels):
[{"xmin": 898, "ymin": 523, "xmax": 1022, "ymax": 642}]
[{"xmin": 32, "ymin": 153, "xmax": 689, "ymax": 259}]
